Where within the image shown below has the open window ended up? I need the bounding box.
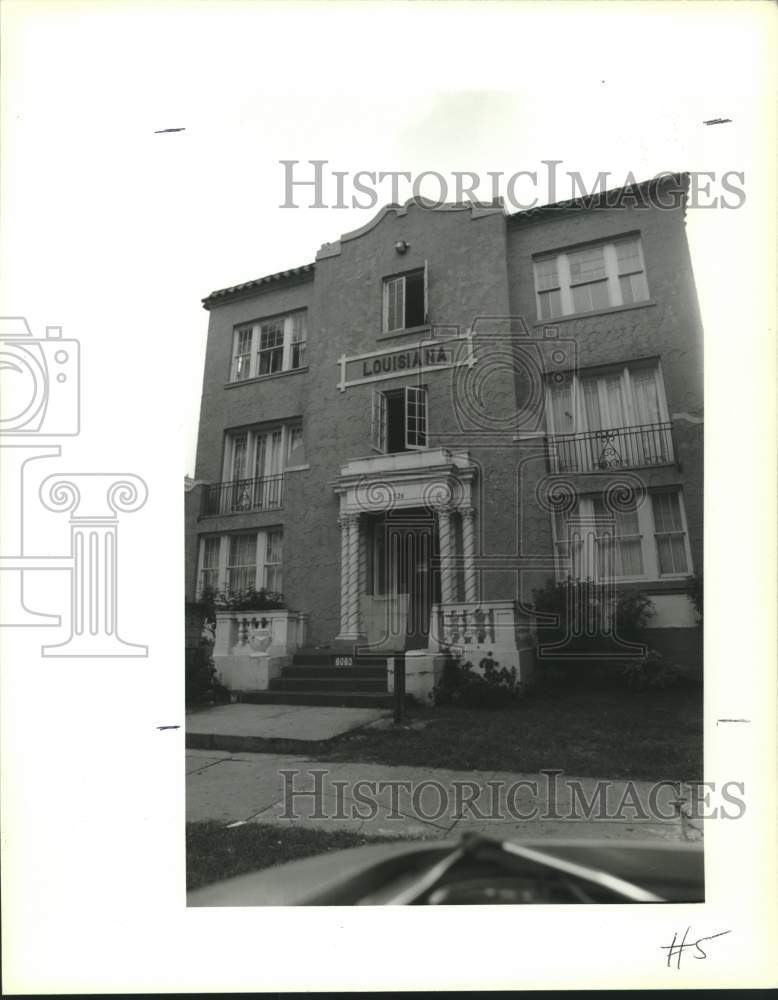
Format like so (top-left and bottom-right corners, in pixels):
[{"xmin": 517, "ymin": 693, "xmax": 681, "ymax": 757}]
[
  {"xmin": 371, "ymin": 386, "xmax": 428, "ymax": 453},
  {"xmin": 382, "ymin": 263, "xmax": 428, "ymax": 333}
]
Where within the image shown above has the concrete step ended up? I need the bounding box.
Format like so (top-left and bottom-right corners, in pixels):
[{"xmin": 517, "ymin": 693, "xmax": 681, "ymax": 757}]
[
  {"xmin": 270, "ymin": 676, "xmax": 387, "ymax": 692},
  {"xmin": 237, "ymin": 690, "xmax": 394, "ymax": 708},
  {"xmin": 292, "ymin": 649, "xmax": 400, "ymax": 667},
  {"xmin": 283, "ymin": 664, "xmax": 386, "ymax": 679}
]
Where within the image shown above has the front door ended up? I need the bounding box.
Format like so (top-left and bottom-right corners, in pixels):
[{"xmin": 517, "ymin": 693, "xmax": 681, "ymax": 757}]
[{"xmin": 371, "ymin": 509, "xmax": 439, "ymax": 650}]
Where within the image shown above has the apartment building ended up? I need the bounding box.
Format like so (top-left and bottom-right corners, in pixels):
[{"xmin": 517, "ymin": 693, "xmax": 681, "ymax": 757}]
[{"xmin": 185, "ymin": 174, "xmax": 703, "ymax": 684}]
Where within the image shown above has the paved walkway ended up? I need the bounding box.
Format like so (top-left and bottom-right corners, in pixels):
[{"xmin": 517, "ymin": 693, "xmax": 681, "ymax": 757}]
[
  {"xmin": 186, "ymin": 748, "xmax": 703, "ymax": 843},
  {"xmin": 186, "ymin": 704, "xmax": 389, "ymax": 744}
]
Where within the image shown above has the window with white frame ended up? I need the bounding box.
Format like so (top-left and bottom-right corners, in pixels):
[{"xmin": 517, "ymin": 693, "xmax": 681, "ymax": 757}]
[
  {"xmin": 651, "ymin": 491, "xmax": 690, "ymax": 576},
  {"xmin": 197, "ymin": 528, "xmax": 284, "ymax": 597},
  {"xmin": 552, "ymin": 490, "xmax": 692, "ymax": 583},
  {"xmin": 545, "ymin": 362, "xmax": 672, "ymax": 472},
  {"xmin": 227, "ymin": 533, "xmax": 257, "ymax": 594},
  {"xmin": 371, "ymin": 385, "xmax": 427, "ymax": 453},
  {"xmin": 534, "ymin": 236, "xmax": 649, "ymax": 320},
  {"xmin": 200, "ymin": 536, "xmax": 221, "ymax": 594},
  {"xmin": 286, "ymin": 424, "xmax": 305, "ymax": 468},
  {"xmin": 221, "ymin": 422, "xmax": 302, "ymax": 512},
  {"xmin": 290, "ymin": 311, "xmax": 306, "ymax": 369},
  {"xmin": 257, "ymin": 319, "xmax": 285, "ymax": 375},
  {"xmin": 230, "ymin": 310, "xmax": 307, "ymax": 382},
  {"xmin": 264, "ymin": 529, "xmax": 283, "ymax": 592},
  {"xmin": 383, "ymin": 265, "xmax": 428, "ymax": 333}
]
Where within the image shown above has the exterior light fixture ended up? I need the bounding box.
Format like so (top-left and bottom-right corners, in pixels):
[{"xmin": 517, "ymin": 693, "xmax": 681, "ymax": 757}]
[{"xmin": 394, "ymin": 240, "xmax": 409, "ymax": 254}]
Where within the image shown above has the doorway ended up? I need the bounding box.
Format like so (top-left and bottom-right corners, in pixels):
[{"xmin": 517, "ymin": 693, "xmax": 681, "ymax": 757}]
[{"xmin": 369, "ymin": 509, "xmax": 440, "ymax": 650}]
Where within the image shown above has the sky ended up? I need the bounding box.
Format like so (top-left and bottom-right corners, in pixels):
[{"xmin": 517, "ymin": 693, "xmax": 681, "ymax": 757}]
[{"xmin": 1, "ymin": 0, "xmax": 773, "ymax": 482}]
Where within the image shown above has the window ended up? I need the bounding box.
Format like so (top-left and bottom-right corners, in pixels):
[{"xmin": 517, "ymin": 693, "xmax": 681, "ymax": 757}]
[
  {"xmin": 200, "ymin": 536, "xmax": 221, "ymax": 593},
  {"xmin": 227, "ymin": 534, "xmax": 257, "ymax": 594},
  {"xmin": 552, "ymin": 490, "xmax": 692, "ymax": 582},
  {"xmin": 233, "ymin": 326, "xmax": 253, "ymax": 382},
  {"xmin": 290, "ymin": 311, "xmax": 306, "ymax": 369},
  {"xmin": 257, "ymin": 320, "xmax": 284, "ymax": 375},
  {"xmin": 545, "ymin": 362, "xmax": 672, "ymax": 472},
  {"xmin": 229, "ymin": 310, "xmax": 307, "ymax": 381},
  {"xmin": 652, "ymin": 491, "xmax": 689, "ymax": 575},
  {"xmin": 264, "ymin": 529, "xmax": 283, "ymax": 592},
  {"xmin": 534, "ymin": 237, "xmax": 649, "ymax": 320},
  {"xmin": 592, "ymin": 496, "xmax": 645, "ymax": 578},
  {"xmin": 286, "ymin": 424, "xmax": 305, "ymax": 467},
  {"xmin": 371, "ymin": 386, "xmax": 427, "ymax": 453},
  {"xmin": 197, "ymin": 528, "xmax": 284, "ymax": 597},
  {"xmin": 383, "ymin": 265, "xmax": 428, "ymax": 333},
  {"xmin": 216, "ymin": 422, "xmax": 302, "ymax": 513}
]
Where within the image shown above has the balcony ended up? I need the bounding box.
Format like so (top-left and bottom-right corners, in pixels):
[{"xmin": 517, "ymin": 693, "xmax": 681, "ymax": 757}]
[
  {"xmin": 201, "ymin": 474, "xmax": 285, "ymax": 516},
  {"xmin": 546, "ymin": 421, "xmax": 675, "ymax": 474}
]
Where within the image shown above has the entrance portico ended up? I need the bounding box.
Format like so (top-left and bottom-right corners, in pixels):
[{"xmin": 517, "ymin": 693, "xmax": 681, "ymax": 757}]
[{"xmin": 331, "ymin": 448, "xmax": 478, "ymax": 647}]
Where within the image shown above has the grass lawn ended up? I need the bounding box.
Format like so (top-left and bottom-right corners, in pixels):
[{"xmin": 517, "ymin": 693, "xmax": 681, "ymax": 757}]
[
  {"xmin": 187, "ymin": 821, "xmax": 398, "ymax": 891},
  {"xmin": 322, "ymin": 685, "xmax": 703, "ymax": 781}
]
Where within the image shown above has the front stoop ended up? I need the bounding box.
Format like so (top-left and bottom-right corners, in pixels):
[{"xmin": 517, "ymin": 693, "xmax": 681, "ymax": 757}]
[{"xmin": 234, "ymin": 651, "xmax": 395, "ymax": 708}]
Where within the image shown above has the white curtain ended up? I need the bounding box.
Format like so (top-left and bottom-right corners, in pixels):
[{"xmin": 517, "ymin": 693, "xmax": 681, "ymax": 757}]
[{"xmin": 631, "ymin": 370, "xmax": 661, "ymax": 424}]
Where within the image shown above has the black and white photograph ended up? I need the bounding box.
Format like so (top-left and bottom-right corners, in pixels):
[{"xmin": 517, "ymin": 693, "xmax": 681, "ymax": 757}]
[{"xmin": 1, "ymin": 0, "xmax": 775, "ymax": 992}]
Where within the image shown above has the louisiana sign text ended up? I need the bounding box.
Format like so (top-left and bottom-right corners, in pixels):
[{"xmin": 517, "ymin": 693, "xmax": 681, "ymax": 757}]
[{"xmin": 336, "ymin": 329, "xmax": 476, "ymax": 392}]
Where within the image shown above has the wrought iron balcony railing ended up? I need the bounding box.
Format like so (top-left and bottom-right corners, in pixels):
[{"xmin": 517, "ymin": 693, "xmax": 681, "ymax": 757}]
[
  {"xmin": 201, "ymin": 473, "xmax": 285, "ymax": 516},
  {"xmin": 546, "ymin": 421, "xmax": 675, "ymax": 474}
]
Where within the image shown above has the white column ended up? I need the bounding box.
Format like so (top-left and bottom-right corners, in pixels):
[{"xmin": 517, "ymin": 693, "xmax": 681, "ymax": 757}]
[
  {"xmin": 461, "ymin": 506, "xmax": 478, "ymax": 604},
  {"xmin": 358, "ymin": 517, "xmax": 368, "ymax": 632},
  {"xmin": 346, "ymin": 513, "xmax": 361, "ymax": 635},
  {"xmin": 436, "ymin": 508, "xmax": 456, "ymax": 604},
  {"xmin": 337, "ymin": 514, "xmax": 350, "ymax": 635}
]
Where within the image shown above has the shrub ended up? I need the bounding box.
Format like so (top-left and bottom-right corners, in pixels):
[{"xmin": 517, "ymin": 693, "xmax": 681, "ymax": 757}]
[
  {"xmin": 186, "ymin": 639, "xmax": 229, "ymax": 705},
  {"xmin": 622, "ymin": 649, "xmax": 685, "ymax": 691},
  {"xmin": 687, "ymin": 573, "xmax": 703, "ymax": 622},
  {"xmin": 531, "ymin": 578, "xmax": 654, "ymax": 642},
  {"xmin": 433, "ymin": 656, "xmax": 525, "ymax": 709},
  {"xmin": 200, "ymin": 588, "xmax": 287, "ymax": 612}
]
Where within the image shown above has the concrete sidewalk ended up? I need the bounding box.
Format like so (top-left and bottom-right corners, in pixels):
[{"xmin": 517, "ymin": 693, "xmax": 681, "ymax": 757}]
[
  {"xmin": 186, "ymin": 748, "xmax": 703, "ymax": 843},
  {"xmin": 186, "ymin": 703, "xmax": 390, "ymax": 753}
]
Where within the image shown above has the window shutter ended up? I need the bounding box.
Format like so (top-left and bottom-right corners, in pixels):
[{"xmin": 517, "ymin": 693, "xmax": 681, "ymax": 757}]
[
  {"xmin": 405, "ymin": 386, "xmax": 427, "ymax": 450},
  {"xmin": 371, "ymin": 389, "xmax": 387, "ymax": 452}
]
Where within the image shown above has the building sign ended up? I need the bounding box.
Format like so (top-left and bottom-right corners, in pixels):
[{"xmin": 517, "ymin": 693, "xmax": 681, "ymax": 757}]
[{"xmin": 336, "ymin": 329, "xmax": 476, "ymax": 392}]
